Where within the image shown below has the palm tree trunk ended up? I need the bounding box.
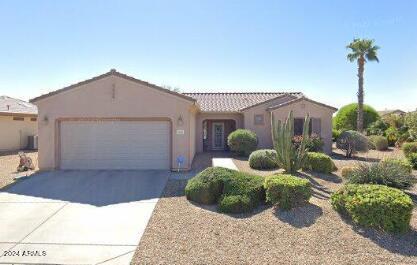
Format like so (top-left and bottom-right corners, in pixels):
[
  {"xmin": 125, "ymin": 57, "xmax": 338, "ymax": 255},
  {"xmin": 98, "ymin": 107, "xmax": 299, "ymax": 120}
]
[{"xmin": 357, "ymin": 56, "xmax": 365, "ymax": 132}]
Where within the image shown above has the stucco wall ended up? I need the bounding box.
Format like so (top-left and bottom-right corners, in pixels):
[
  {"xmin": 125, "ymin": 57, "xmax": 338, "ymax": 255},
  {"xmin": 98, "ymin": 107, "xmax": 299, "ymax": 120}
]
[
  {"xmin": 34, "ymin": 75, "xmax": 196, "ymax": 170},
  {"xmin": 243, "ymin": 95, "xmax": 295, "ymax": 148},
  {"xmin": 195, "ymin": 113, "xmax": 243, "ymax": 153},
  {"xmin": 270, "ymin": 99, "xmax": 335, "ymax": 154},
  {"xmin": 0, "ymin": 115, "xmax": 37, "ymax": 151}
]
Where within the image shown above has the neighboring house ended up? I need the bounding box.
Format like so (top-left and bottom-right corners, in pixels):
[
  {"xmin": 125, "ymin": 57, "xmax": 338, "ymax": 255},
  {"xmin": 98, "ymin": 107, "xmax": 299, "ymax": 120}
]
[
  {"xmin": 30, "ymin": 70, "xmax": 337, "ymax": 171},
  {"xmin": 378, "ymin": 109, "xmax": 406, "ymax": 117},
  {"xmin": 0, "ymin": 96, "xmax": 38, "ymax": 151}
]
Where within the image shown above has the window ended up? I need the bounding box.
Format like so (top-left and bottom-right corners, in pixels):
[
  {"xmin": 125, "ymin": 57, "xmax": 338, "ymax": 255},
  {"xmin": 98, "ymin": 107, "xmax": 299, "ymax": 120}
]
[
  {"xmin": 254, "ymin": 114, "xmax": 264, "ymax": 125},
  {"xmin": 294, "ymin": 118, "xmax": 312, "ymax": 136},
  {"xmin": 13, "ymin": 117, "xmax": 24, "ymax": 121},
  {"xmin": 30, "ymin": 117, "xmax": 37, "ymax": 122}
]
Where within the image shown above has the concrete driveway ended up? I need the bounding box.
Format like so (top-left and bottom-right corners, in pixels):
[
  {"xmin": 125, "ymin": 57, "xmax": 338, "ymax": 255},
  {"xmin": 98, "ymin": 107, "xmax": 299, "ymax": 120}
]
[{"xmin": 0, "ymin": 170, "xmax": 168, "ymax": 265}]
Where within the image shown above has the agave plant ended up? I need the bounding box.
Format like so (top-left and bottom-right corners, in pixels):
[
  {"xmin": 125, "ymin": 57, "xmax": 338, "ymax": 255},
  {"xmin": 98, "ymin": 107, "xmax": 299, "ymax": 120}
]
[{"xmin": 271, "ymin": 111, "xmax": 310, "ymax": 174}]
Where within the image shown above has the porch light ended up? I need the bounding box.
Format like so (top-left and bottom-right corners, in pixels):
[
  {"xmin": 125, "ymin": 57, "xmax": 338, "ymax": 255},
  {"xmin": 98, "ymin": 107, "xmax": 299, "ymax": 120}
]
[
  {"xmin": 43, "ymin": 115, "xmax": 49, "ymax": 124},
  {"xmin": 177, "ymin": 115, "xmax": 184, "ymax": 126}
]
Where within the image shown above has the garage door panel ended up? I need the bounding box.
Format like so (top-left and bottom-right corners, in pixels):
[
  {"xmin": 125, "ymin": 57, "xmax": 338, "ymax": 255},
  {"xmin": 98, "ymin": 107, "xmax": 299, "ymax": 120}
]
[{"xmin": 60, "ymin": 121, "xmax": 170, "ymax": 170}]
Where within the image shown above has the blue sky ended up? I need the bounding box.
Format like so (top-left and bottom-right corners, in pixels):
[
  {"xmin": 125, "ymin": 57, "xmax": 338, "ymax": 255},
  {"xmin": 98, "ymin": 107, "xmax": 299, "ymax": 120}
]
[{"xmin": 1, "ymin": 1, "xmax": 416, "ymax": 111}]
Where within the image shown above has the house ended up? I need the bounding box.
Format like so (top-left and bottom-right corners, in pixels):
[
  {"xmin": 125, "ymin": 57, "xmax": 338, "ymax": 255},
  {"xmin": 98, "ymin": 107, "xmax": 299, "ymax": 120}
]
[
  {"xmin": 0, "ymin": 96, "xmax": 38, "ymax": 151},
  {"xmin": 378, "ymin": 109, "xmax": 406, "ymax": 117},
  {"xmin": 30, "ymin": 70, "xmax": 337, "ymax": 171}
]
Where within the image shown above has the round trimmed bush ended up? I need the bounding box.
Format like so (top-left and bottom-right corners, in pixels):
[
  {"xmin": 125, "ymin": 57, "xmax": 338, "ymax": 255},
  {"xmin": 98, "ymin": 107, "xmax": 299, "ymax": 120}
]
[
  {"xmin": 264, "ymin": 174, "xmax": 312, "ymax": 210},
  {"xmin": 185, "ymin": 167, "xmax": 235, "ymax": 204},
  {"xmin": 333, "ymin": 103, "xmax": 379, "ymax": 131},
  {"xmin": 402, "ymin": 142, "xmax": 417, "ymax": 158},
  {"xmin": 303, "ymin": 152, "xmax": 336, "ymax": 174},
  {"xmin": 368, "ymin": 135, "xmax": 389, "ymax": 151},
  {"xmin": 331, "ymin": 184, "xmax": 413, "ymax": 233},
  {"xmin": 341, "ymin": 166, "xmax": 356, "ymax": 178},
  {"xmin": 249, "ymin": 149, "xmax": 279, "ymax": 170},
  {"xmin": 336, "ymin": 130, "xmax": 369, "ymax": 157},
  {"xmin": 227, "ymin": 129, "xmax": 258, "ymax": 156},
  {"xmin": 218, "ymin": 195, "xmax": 253, "ymax": 213},
  {"xmin": 185, "ymin": 167, "xmax": 266, "ymax": 214}
]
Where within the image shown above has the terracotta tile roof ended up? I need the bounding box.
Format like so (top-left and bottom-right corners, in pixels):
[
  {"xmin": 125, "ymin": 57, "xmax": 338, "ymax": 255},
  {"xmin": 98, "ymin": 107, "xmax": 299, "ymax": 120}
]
[
  {"xmin": 267, "ymin": 96, "xmax": 338, "ymax": 111},
  {"xmin": 183, "ymin": 92, "xmax": 303, "ymax": 112},
  {"xmin": 0, "ymin": 96, "xmax": 38, "ymax": 116}
]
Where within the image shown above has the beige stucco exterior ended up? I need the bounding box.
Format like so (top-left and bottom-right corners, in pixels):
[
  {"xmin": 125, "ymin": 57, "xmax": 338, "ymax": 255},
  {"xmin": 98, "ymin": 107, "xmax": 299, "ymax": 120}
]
[
  {"xmin": 34, "ymin": 75, "xmax": 197, "ymax": 170},
  {"xmin": 32, "ymin": 71, "xmax": 336, "ymax": 171},
  {"xmin": 270, "ymin": 99, "xmax": 335, "ymax": 154},
  {"xmin": 0, "ymin": 115, "xmax": 37, "ymax": 151}
]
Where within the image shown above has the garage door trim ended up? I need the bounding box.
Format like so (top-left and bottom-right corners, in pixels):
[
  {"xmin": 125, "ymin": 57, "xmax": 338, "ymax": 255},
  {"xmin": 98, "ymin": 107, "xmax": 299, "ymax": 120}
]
[{"xmin": 55, "ymin": 117, "xmax": 173, "ymax": 170}]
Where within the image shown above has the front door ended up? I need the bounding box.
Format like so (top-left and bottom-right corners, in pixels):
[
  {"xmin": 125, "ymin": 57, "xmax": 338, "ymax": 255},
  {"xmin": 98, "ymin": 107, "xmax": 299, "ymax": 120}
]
[{"xmin": 212, "ymin": 122, "xmax": 225, "ymax": 150}]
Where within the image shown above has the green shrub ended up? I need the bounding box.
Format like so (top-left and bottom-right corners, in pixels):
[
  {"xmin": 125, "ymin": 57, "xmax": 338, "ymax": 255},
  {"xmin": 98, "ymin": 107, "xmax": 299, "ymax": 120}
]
[
  {"xmin": 227, "ymin": 129, "xmax": 258, "ymax": 156},
  {"xmin": 185, "ymin": 167, "xmax": 235, "ymax": 204},
  {"xmin": 408, "ymin": 153, "xmax": 417, "ymax": 170},
  {"xmin": 368, "ymin": 135, "xmax": 388, "ymax": 151},
  {"xmin": 222, "ymin": 172, "xmax": 265, "ymax": 206},
  {"xmin": 333, "ymin": 129, "xmax": 342, "ymax": 141},
  {"xmin": 367, "ymin": 119, "xmax": 389, "ymax": 136},
  {"xmin": 341, "ymin": 166, "xmax": 356, "ymax": 178},
  {"xmin": 303, "ymin": 152, "xmax": 336, "ymax": 174},
  {"xmin": 346, "ymin": 162, "xmax": 415, "ymax": 189},
  {"xmin": 380, "ymin": 158, "xmax": 412, "ymax": 174},
  {"xmin": 185, "ymin": 167, "xmax": 266, "ymax": 214},
  {"xmin": 293, "ymin": 134, "xmax": 324, "ymax": 152},
  {"xmin": 402, "ymin": 142, "xmax": 417, "ymax": 158},
  {"xmin": 385, "ymin": 127, "xmax": 399, "ymax": 146},
  {"xmin": 249, "ymin": 149, "xmax": 279, "ymax": 170},
  {"xmin": 218, "ymin": 195, "xmax": 253, "ymax": 213},
  {"xmin": 264, "ymin": 175, "xmax": 312, "ymax": 210},
  {"xmin": 331, "ymin": 184, "xmax": 413, "ymax": 233},
  {"xmin": 333, "ymin": 103, "xmax": 379, "ymax": 131},
  {"xmin": 336, "ymin": 130, "xmax": 369, "ymax": 157}
]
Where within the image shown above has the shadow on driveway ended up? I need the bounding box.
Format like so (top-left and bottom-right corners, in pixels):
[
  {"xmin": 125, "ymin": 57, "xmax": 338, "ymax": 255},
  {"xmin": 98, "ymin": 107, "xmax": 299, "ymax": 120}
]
[{"xmin": 2, "ymin": 170, "xmax": 168, "ymax": 206}]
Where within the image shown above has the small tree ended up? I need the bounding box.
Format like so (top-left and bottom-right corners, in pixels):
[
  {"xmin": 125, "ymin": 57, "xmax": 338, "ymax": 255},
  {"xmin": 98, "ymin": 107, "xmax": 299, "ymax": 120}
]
[
  {"xmin": 336, "ymin": 130, "xmax": 369, "ymax": 158},
  {"xmin": 271, "ymin": 111, "xmax": 310, "ymax": 174}
]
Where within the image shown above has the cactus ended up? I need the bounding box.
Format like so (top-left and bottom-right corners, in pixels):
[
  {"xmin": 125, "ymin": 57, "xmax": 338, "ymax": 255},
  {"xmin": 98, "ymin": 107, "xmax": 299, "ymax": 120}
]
[{"xmin": 271, "ymin": 111, "xmax": 310, "ymax": 174}]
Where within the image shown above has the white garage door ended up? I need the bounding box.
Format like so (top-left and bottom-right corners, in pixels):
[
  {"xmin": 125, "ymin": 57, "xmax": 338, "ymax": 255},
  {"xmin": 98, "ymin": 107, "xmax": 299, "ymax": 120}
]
[{"xmin": 60, "ymin": 120, "xmax": 170, "ymax": 170}]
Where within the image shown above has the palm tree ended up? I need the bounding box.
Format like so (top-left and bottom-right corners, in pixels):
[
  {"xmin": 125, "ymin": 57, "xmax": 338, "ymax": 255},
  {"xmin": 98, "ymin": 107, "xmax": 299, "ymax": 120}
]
[{"xmin": 346, "ymin": 38, "xmax": 380, "ymax": 132}]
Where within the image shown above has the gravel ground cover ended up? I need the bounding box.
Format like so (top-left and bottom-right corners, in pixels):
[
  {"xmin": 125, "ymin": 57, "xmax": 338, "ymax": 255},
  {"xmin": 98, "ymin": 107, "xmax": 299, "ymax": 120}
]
[
  {"xmin": 0, "ymin": 150, "xmax": 38, "ymax": 189},
  {"xmin": 133, "ymin": 149, "xmax": 417, "ymax": 265}
]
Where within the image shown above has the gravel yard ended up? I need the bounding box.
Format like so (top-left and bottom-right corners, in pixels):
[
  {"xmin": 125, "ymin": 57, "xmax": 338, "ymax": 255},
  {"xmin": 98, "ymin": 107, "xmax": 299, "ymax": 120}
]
[
  {"xmin": 133, "ymin": 149, "xmax": 417, "ymax": 265},
  {"xmin": 0, "ymin": 150, "xmax": 38, "ymax": 189}
]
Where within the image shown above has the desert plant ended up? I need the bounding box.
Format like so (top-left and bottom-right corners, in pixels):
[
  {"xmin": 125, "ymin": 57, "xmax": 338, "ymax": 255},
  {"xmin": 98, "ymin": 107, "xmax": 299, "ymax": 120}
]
[
  {"xmin": 336, "ymin": 130, "xmax": 369, "ymax": 158},
  {"xmin": 402, "ymin": 142, "xmax": 417, "ymax": 158},
  {"xmin": 249, "ymin": 149, "xmax": 279, "ymax": 170},
  {"xmin": 408, "ymin": 153, "xmax": 417, "ymax": 170},
  {"xmin": 333, "ymin": 103, "xmax": 379, "ymax": 131},
  {"xmin": 346, "ymin": 39, "xmax": 380, "ymax": 132},
  {"xmin": 227, "ymin": 129, "xmax": 258, "ymax": 156},
  {"xmin": 341, "ymin": 166, "xmax": 356, "ymax": 178},
  {"xmin": 367, "ymin": 119, "xmax": 389, "ymax": 136},
  {"xmin": 385, "ymin": 126, "xmax": 399, "ymax": 146},
  {"xmin": 293, "ymin": 134, "xmax": 324, "ymax": 152},
  {"xmin": 380, "ymin": 158, "xmax": 412, "ymax": 174},
  {"xmin": 303, "ymin": 152, "xmax": 336, "ymax": 174},
  {"xmin": 271, "ymin": 111, "xmax": 310, "ymax": 174},
  {"xmin": 368, "ymin": 135, "xmax": 388, "ymax": 151},
  {"xmin": 346, "ymin": 162, "xmax": 415, "ymax": 189},
  {"xmin": 331, "ymin": 184, "xmax": 413, "ymax": 233},
  {"xmin": 264, "ymin": 174, "xmax": 312, "ymax": 210}
]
